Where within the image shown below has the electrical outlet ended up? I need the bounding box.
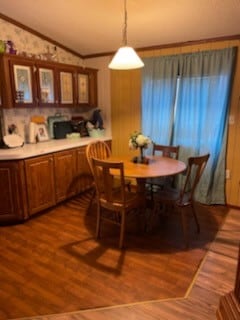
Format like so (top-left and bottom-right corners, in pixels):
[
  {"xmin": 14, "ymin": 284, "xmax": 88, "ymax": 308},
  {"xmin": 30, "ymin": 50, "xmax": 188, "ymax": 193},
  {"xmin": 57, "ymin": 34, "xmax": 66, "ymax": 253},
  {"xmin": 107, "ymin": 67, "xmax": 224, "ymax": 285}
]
[{"xmin": 226, "ymin": 169, "xmax": 231, "ymax": 179}]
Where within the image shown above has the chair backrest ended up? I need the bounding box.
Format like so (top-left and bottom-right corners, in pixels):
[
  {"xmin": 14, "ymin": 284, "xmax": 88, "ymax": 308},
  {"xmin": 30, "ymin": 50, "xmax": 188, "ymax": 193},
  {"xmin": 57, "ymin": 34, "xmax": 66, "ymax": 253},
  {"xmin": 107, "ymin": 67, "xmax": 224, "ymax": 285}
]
[
  {"xmin": 180, "ymin": 153, "xmax": 210, "ymax": 203},
  {"xmin": 91, "ymin": 157, "xmax": 126, "ymax": 205},
  {"xmin": 86, "ymin": 140, "xmax": 111, "ymax": 174},
  {"xmin": 152, "ymin": 144, "xmax": 179, "ymax": 159}
]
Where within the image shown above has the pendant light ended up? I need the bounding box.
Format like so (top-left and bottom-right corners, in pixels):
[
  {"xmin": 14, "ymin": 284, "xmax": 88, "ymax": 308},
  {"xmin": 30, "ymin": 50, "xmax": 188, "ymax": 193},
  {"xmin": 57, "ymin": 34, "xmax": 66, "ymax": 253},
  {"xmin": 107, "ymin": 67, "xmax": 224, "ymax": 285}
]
[{"xmin": 108, "ymin": 0, "xmax": 144, "ymax": 70}]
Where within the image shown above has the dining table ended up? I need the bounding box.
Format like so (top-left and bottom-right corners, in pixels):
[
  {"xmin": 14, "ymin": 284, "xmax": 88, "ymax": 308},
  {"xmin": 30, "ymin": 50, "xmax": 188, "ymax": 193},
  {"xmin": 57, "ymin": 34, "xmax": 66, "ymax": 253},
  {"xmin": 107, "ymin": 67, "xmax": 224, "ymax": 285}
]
[
  {"xmin": 108, "ymin": 154, "xmax": 187, "ymax": 232},
  {"xmin": 109, "ymin": 154, "xmax": 186, "ymax": 195}
]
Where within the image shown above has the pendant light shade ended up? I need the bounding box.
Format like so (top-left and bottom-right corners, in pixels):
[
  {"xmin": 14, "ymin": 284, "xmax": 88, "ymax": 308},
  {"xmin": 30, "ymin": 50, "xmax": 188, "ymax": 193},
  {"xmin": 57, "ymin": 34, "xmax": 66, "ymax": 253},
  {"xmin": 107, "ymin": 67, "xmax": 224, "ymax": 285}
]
[
  {"xmin": 109, "ymin": 46, "xmax": 144, "ymax": 70},
  {"xmin": 108, "ymin": 0, "xmax": 144, "ymax": 70}
]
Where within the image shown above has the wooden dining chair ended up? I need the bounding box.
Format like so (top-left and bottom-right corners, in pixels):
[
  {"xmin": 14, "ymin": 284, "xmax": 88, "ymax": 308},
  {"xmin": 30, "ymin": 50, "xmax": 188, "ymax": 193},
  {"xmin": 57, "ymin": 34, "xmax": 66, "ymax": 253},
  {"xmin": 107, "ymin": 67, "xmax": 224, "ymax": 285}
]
[
  {"xmin": 153, "ymin": 153, "xmax": 210, "ymax": 248},
  {"xmin": 86, "ymin": 140, "xmax": 131, "ymax": 214},
  {"xmin": 146, "ymin": 144, "xmax": 180, "ymax": 199},
  {"xmin": 91, "ymin": 157, "xmax": 143, "ymax": 249}
]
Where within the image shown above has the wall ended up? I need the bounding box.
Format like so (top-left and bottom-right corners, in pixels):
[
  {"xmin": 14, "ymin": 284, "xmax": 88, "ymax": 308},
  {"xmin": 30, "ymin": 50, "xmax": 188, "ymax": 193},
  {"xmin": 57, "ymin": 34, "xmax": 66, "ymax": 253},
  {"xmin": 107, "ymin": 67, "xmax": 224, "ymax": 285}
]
[{"xmin": 0, "ymin": 18, "xmax": 111, "ymax": 141}]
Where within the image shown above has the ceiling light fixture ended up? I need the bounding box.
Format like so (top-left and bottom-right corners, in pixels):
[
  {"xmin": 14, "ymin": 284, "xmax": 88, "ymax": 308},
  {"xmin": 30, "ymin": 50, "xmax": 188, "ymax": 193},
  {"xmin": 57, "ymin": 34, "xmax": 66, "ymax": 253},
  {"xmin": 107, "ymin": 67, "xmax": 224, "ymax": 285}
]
[{"xmin": 108, "ymin": 0, "xmax": 144, "ymax": 70}]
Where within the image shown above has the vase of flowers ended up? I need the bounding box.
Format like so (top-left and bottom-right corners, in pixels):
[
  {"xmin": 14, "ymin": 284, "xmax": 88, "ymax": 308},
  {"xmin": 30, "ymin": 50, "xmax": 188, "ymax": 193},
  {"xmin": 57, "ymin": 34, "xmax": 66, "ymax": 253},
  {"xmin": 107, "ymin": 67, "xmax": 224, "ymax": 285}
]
[{"xmin": 129, "ymin": 131, "xmax": 151, "ymax": 164}]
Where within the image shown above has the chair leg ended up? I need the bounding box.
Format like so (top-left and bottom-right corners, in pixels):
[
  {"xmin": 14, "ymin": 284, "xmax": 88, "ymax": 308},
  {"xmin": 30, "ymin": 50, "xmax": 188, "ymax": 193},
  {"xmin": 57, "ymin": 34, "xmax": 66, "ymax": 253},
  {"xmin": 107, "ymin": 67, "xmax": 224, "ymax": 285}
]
[
  {"xmin": 180, "ymin": 209, "xmax": 189, "ymax": 249},
  {"xmin": 191, "ymin": 203, "xmax": 200, "ymax": 233},
  {"xmin": 96, "ymin": 203, "xmax": 101, "ymax": 239},
  {"xmin": 86, "ymin": 187, "xmax": 96, "ymax": 215},
  {"xmin": 119, "ymin": 210, "xmax": 126, "ymax": 249}
]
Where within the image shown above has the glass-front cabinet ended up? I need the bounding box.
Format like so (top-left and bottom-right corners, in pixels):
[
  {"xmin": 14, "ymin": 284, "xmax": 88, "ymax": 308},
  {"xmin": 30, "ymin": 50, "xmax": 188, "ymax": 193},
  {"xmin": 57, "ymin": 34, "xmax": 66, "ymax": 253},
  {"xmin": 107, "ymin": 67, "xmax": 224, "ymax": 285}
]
[
  {"xmin": 9, "ymin": 59, "xmax": 36, "ymax": 108},
  {"xmin": 37, "ymin": 65, "xmax": 57, "ymax": 107},
  {"xmin": 0, "ymin": 53, "xmax": 98, "ymax": 109},
  {"xmin": 77, "ymin": 73, "xmax": 89, "ymax": 104},
  {"xmin": 58, "ymin": 66, "xmax": 75, "ymax": 107},
  {"xmin": 76, "ymin": 68, "xmax": 98, "ymax": 107}
]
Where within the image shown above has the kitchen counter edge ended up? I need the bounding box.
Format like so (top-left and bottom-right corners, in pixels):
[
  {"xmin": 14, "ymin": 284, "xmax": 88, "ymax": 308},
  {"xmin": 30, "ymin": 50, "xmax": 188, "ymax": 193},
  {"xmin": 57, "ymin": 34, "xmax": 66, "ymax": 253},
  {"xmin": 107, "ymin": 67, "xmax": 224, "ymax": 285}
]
[{"xmin": 0, "ymin": 136, "xmax": 112, "ymax": 160}]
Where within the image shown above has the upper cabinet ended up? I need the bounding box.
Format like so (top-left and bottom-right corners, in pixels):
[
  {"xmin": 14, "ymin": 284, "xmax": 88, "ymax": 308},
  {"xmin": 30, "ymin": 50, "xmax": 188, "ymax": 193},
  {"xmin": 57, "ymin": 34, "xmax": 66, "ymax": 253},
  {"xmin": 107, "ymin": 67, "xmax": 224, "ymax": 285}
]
[
  {"xmin": 36, "ymin": 62, "xmax": 58, "ymax": 108},
  {"xmin": 57, "ymin": 65, "xmax": 75, "ymax": 108},
  {"xmin": 0, "ymin": 53, "xmax": 98, "ymax": 109},
  {"xmin": 76, "ymin": 68, "xmax": 98, "ymax": 108}
]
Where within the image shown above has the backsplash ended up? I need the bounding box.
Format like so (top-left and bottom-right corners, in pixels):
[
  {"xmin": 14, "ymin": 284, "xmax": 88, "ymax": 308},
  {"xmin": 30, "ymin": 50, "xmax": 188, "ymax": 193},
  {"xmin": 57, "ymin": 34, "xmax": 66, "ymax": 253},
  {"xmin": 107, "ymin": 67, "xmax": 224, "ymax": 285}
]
[{"xmin": 3, "ymin": 107, "xmax": 94, "ymax": 143}]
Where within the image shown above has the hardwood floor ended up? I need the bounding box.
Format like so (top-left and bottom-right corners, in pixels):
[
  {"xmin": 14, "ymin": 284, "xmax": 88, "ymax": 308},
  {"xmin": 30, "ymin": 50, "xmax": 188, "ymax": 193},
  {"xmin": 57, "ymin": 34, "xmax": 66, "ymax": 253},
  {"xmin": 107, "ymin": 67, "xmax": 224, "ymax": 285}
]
[{"xmin": 0, "ymin": 191, "xmax": 238, "ymax": 320}]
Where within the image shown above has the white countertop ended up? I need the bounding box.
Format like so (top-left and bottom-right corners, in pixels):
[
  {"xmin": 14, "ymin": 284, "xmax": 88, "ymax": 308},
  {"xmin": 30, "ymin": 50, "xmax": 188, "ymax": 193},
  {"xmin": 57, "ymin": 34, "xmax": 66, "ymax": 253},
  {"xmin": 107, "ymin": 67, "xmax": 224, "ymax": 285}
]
[{"xmin": 0, "ymin": 136, "xmax": 112, "ymax": 160}]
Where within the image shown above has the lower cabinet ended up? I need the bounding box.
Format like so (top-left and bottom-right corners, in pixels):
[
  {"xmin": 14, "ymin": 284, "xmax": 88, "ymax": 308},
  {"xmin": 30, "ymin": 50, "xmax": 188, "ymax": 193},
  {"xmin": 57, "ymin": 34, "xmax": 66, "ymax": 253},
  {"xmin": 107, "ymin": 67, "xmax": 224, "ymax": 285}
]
[
  {"xmin": 0, "ymin": 140, "xmax": 111, "ymax": 223},
  {"xmin": 25, "ymin": 155, "xmax": 56, "ymax": 216},
  {"xmin": 54, "ymin": 149, "xmax": 77, "ymax": 203},
  {"xmin": 76, "ymin": 146, "xmax": 93, "ymax": 193},
  {"xmin": 0, "ymin": 160, "xmax": 28, "ymax": 223}
]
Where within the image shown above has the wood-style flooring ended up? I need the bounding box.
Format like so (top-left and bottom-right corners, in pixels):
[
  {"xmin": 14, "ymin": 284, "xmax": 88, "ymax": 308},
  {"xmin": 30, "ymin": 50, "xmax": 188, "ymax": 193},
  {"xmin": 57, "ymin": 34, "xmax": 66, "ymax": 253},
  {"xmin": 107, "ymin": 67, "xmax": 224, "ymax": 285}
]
[{"xmin": 0, "ymin": 191, "xmax": 238, "ymax": 320}]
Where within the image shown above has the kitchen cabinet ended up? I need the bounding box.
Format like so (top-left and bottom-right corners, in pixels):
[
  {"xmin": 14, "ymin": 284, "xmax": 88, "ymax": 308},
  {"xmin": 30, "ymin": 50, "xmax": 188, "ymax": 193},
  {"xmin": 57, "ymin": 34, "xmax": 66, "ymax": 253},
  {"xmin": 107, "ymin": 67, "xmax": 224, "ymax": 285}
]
[
  {"xmin": 0, "ymin": 139, "xmax": 111, "ymax": 224},
  {"xmin": 25, "ymin": 155, "xmax": 56, "ymax": 215},
  {"xmin": 54, "ymin": 149, "xmax": 77, "ymax": 203},
  {"xmin": 57, "ymin": 65, "xmax": 98, "ymax": 108},
  {"xmin": 0, "ymin": 160, "xmax": 28, "ymax": 222},
  {"xmin": 76, "ymin": 67, "xmax": 98, "ymax": 107},
  {"xmin": 57, "ymin": 65, "xmax": 75, "ymax": 107},
  {"xmin": 75, "ymin": 146, "xmax": 93, "ymax": 193},
  {"xmin": 36, "ymin": 62, "xmax": 58, "ymax": 107},
  {"xmin": 0, "ymin": 54, "xmax": 58, "ymax": 108},
  {"xmin": 0, "ymin": 53, "xmax": 98, "ymax": 108}
]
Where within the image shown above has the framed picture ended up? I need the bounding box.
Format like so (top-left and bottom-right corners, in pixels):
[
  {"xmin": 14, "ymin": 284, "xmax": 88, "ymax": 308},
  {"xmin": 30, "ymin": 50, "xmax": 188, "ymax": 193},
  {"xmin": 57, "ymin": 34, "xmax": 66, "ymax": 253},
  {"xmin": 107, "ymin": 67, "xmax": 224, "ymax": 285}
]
[
  {"xmin": 36, "ymin": 124, "xmax": 49, "ymax": 142},
  {"xmin": 13, "ymin": 64, "xmax": 33, "ymax": 103}
]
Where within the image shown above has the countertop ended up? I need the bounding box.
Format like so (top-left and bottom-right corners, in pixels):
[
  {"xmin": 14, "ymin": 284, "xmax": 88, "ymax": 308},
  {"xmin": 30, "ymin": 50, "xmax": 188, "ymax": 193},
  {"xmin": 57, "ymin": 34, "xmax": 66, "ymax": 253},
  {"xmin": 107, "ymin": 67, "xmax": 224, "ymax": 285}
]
[{"xmin": 0, "ymin": 136, "xmax": 112, "ymax": 160}]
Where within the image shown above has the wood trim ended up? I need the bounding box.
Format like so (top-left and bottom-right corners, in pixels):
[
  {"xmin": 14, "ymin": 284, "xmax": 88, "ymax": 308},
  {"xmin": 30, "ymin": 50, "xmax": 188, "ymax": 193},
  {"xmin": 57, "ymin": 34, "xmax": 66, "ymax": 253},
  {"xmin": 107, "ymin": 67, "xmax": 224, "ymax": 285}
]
[{"xmin": 85, "ymin": 34, "xmax": 240, "ymax": 59}]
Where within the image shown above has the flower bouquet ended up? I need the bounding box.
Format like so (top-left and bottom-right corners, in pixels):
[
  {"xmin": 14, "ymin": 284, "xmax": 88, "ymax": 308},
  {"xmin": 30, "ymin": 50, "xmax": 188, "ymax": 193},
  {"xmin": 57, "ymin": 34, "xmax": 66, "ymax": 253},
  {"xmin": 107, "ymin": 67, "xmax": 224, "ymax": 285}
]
[{"xmin": 129, "ymin": 131, "xmax": 151, "ymax": 164}]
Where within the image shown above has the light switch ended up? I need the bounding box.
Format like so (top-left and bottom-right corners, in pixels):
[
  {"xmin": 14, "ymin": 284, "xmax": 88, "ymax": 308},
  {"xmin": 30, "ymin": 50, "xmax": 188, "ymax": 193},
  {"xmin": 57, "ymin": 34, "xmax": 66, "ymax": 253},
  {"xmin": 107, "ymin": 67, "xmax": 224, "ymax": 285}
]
[{"xmin": 229, "ymin": 115, "xmax": 235, "ymax": 125}]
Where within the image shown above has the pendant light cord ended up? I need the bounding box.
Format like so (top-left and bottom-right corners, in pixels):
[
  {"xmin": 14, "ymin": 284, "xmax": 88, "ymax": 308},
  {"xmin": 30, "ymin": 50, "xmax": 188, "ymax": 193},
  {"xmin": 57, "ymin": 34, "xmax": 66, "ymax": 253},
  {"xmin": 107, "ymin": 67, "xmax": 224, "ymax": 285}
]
[{"xmin": 122, "ymin": 0, "xmax": 127, "ymax": 46}]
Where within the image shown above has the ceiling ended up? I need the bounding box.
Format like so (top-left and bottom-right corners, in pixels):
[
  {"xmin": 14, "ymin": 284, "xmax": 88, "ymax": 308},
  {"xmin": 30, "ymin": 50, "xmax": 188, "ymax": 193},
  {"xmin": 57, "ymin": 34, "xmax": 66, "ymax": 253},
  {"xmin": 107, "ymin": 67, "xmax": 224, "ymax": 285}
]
[{"xmin": 0, "ymin": 0, "xmax": 240, "ymax": 57}]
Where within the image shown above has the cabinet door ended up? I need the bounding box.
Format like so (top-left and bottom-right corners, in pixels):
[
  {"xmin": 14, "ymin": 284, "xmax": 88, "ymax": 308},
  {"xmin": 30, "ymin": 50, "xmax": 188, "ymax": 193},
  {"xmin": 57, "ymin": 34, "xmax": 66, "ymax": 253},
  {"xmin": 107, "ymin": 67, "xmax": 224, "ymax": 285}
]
[
  {"xmin": 9, "ymin": 58, "xmax": 37, "ymax": 108},
  {"xmin": 88, "ymin": 68, "xmax": 98, "ymax": 107},
  {"xmin": 36, "ymin": 63, "xmax": 58, "ymax": 107},
  {"xmin": 76, "ymin": 67, "xmax": 98, "ymax": 107},
  {"xmin": 77, "ymin": 72, "xmax": 89, "ymax": 105},
  {"xmin": 54, "ymin": 149, "xmax": 77, "ymax": 202},
  {"xmin": 76, "ymin": 146, "xmax": 93, "ymax": 193},
  {"xmin": 57, "ymin": 66, "xmax": 75, "ymax": 107},
  {"xmin": 25, "ymin": 155, "xmax": 55, "ymax": 215},
  {"xmin": 0, "ymin": 161, "xmax": 28, "ymax": 223}
]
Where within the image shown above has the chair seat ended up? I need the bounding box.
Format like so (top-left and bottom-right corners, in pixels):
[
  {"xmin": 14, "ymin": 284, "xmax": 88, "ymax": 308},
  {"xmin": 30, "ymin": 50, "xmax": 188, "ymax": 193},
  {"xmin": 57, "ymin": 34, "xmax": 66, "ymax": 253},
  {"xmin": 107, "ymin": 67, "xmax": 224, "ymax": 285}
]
[
  {"xmin": 154, "ymin": 187, "xmax": 191, "ymax": 207},
  {"xmin": 100, "ymin": 190, "xmax": 140, "ymax": 211}
]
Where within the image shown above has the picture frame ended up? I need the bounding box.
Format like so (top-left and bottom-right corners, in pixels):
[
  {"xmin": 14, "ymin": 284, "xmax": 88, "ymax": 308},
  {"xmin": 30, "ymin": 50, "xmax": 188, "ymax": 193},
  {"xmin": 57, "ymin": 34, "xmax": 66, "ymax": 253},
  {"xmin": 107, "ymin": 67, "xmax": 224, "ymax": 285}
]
[{"xmin": 36, "ymin": 124, "xmax": 49, "ymax": 142}]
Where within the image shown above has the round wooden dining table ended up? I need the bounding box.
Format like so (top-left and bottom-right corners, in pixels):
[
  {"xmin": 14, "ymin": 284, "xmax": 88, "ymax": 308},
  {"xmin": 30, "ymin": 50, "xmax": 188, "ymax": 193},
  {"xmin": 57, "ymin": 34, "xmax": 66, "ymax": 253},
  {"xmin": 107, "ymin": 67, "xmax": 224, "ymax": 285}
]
[{"xmin": 109, "ymin": 155, "xmax": 186, "ymax": 194}]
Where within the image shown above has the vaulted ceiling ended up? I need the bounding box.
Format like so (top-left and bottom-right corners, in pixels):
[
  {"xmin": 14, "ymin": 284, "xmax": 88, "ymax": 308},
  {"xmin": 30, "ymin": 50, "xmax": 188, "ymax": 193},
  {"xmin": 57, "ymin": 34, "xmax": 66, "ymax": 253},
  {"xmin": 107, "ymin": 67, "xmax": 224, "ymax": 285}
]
[{"xmin": 0, "ymin": 0, "xmax": 240, "ymax": 57}]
